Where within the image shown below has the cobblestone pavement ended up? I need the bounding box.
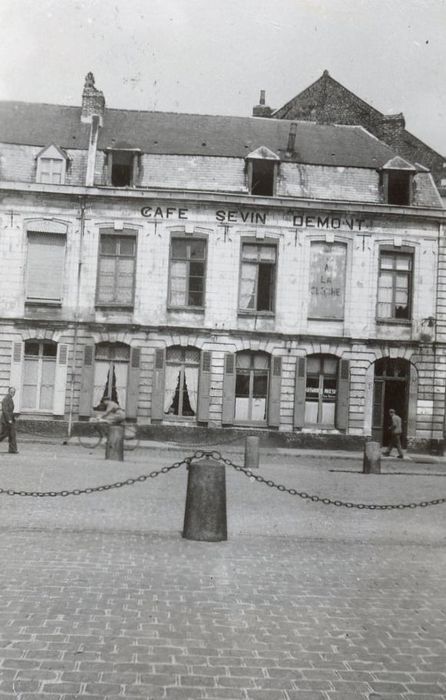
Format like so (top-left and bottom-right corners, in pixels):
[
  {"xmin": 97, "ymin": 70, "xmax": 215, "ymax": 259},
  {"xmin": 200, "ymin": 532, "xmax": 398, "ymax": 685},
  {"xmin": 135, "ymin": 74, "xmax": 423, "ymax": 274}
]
[{"xmin": 0, "ymin": 444, "xmax": 445, "ymax": 699}]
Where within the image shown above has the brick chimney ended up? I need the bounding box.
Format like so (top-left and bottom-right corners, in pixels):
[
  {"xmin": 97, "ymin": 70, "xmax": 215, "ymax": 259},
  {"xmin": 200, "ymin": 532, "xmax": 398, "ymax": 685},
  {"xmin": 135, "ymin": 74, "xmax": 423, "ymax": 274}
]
[
  {"xmin": 379, "ymin": 113, "xmax": 406, "ymax": 145},
  {"xmin": 81, "ymin": 72, "xmax": 105, "ymax": 126},
  {"xmin": 252, "ymin": 90, "xmax": 272, "ymax": 117}
]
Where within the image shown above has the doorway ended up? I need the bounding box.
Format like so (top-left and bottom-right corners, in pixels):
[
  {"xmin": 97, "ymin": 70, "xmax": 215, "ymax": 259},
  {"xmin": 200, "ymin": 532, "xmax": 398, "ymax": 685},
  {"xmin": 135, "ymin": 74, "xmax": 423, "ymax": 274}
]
[{"xmin": 372, "ymin": 358, "xmax": 409, "ymax": 447}]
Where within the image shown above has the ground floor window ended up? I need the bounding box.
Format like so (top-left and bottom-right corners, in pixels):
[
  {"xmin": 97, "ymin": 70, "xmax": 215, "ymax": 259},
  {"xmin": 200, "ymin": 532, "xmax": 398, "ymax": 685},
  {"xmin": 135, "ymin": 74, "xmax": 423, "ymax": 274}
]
[
  {"xmin": 22, "ymin": 340, "xmax": 57, "ymax": 410},
  {"xmin": 164, "ymin": 346, "xmax": 200, "ymax": 418},
  {"xmin": 235, "ymin": 351, "xmax": 269, "ymax": 423},
  {"xmin": 305, "ymin": 354, "xmax": 338, "ymax": 426},
  {"xmin": 93, "ymin": 342, "xmax": 130, "ymax": 410}
]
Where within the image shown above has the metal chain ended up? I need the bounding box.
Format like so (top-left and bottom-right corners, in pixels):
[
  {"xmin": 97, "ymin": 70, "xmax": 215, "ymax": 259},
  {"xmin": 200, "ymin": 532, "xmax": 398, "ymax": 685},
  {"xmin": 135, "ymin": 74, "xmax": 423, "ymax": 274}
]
[
  {"xmin": 0, "ymin": 456, "xmax": 194, "ymax": 498},
  {"xmin": 204, "ymin": 451, "xmax": 446, "ymax": 510}
]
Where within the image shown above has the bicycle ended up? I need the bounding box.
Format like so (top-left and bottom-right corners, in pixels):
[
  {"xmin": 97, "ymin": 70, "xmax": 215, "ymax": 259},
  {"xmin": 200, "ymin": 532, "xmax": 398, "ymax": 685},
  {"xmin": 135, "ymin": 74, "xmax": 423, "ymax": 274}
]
[{"xmin": 77, "ymin": 418, "xmax": 139, "ymax": 451}]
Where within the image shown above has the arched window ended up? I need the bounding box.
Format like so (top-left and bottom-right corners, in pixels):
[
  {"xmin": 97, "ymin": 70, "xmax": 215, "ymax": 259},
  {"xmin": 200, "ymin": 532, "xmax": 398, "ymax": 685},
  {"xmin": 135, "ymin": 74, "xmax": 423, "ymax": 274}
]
[
  {"xmin": 164, "ymin": 346, "xmax": 200, "ymax": 418},
  {"xmin": 235, "ymin": 351, "xmax": 270, "ymax": 423},
  {"xmin": 93, "ymin": 342, "xmax": 130, "ymax": 410},
  {"xmin": 305, "ymin": 354, "xmax": 338, "ymax": 426},
  {"xmin": 22, "ymin": 340, "xmax": 57, "ymax": 410}
]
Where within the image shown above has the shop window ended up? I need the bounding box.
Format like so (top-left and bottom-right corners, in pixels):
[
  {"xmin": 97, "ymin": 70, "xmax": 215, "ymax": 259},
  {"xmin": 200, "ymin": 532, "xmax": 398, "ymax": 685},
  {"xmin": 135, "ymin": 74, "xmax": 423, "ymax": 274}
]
[
  {"xmin": 22, "ymin": 340, "xmax": 57, "ymax": 411},
  {"xmin": 169, "ymin": 238, "xmax": 206, "ymax": 308},
  {"xmin": 235, "ymin": 351, "xmax": 269, "ymax": 423},
  {"xmin": 26, "ymin": 231, "xmax": 66, "ymax": 303},
  {"xmin": 305, "ymin": 354, "xmax": 338, "ymax": 426},
  {"xmin": 93, "ymin": 342, "xmax": 130, "ymax": 411},
  {"xmin": 96, "ymin": 233, "xmax": 136, "ymax": 306},
  {"xmin": 239, "ymin": 243, "xmax": 276, "ymax": 313},
  {"xmin": 377, "ymin": 250, "xmax": 413, "ymax": 320},
  {"xmin": 250, "ymin": 160, "xmax": 276, "ymax": 196},
  {"xmin": 164, "ymin": 346, "xmax": 200, "ymax": 418}
]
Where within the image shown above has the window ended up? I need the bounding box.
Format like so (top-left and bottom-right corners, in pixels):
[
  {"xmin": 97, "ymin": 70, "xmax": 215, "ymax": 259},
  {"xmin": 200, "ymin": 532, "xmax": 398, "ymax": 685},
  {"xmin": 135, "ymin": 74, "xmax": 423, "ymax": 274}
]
[
  {"xmin": 377, "ymin": 251, "xmax": 413, "ymax": 320},
  {"xmin": 235, "ymin": 352, "xmax": 269, "ymax": 423},
  {"xmin": 22, "ymin": 341, "xmax": 57, "ymax": 411},
  {"xmin": 386, "ymin": 171, "xmax": 412, "ymax": 205},
  {"xmin": 169, "ymin": 238, "xmax": 206, "ymax": 308},
  {"xmin": 164, "ymin": 347, "xmax": 200, "ymax": 418},
  {"xmin": 239, "ymin": 243, "xmax": 276, "ymax": 312},
  {"xmin": 93, "ymin": 342, "xmax": 130, "ymax": 410},
  {"xmin": 250, "ymin": 159, "xmax": 276, "ymax": 196},
  {"xmin": 96, "ymin": 233, "xmax": 136, "ymax": 306},
  {"xmin": 107, "ymin": 150, "xmax": 138, "ymax": 187},
  {"xmin": 37, "ymin": 158, "xmax": 65, "ymax": 184},
  {"xmin": 305, "ymin": 355, "xmax": 338, "ymax": 426},
  {"xmin": 26, "ymin": 231, "xmax": 66, "ymax": 302}
]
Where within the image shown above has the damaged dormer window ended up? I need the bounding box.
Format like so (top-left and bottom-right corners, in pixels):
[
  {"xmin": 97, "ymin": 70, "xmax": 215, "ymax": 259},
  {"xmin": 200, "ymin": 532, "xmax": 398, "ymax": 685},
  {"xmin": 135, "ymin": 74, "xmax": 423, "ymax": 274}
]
[
  {"xmin": 106, "ymin": 147, "xmax": 140, "ymax": 187},
  {"xmin": 246, "ymin": 146, "xmax": 280, "ymax": 197},
  {"xmin": 381, "ymin": 157, "xmax": 416, "ymax": 206}
]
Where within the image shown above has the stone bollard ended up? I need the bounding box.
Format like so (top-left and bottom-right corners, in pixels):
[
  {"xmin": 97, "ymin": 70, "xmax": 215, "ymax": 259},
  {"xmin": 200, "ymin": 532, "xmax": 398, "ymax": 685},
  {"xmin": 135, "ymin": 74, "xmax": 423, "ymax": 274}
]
[
  {"xmin": 182, "ymin": 459, "xmax": 227, "ymax": 541},
  {"xmin": 105, "ymin": 424, "xmax": 124, "ymax": 461},
  {"xmin": 363, "ymin": 440, "xmax": 381, "ymax": 474},
  {"xmin": 244, "ymin": 435, "xmax": 260, "ymax": 469}
]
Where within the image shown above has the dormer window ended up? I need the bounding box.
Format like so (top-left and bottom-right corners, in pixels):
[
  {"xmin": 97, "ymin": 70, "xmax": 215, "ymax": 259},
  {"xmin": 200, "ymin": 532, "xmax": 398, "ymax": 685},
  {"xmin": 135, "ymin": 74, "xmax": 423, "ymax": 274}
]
[
  {"xmin": 246, "ymin": 146, "xmax": 280, "ymax": 197},
  {"xmin": 381, "ymin": 157, "xmax": 416, "ymax": 206},
  {"xmin": 105, "ymin": 146, "xmax": 141, "ymax": 187},
  {"xmin": 36, "ymin": 145, "xmax": 68, "ymax": 185}
]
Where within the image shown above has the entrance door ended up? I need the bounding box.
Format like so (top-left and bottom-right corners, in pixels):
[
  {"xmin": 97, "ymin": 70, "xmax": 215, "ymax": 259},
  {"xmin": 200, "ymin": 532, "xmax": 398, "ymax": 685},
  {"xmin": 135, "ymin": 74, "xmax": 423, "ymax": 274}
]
[{"xmin": 372, "ymin": 358, "xmax": 409, "ymax": 447}]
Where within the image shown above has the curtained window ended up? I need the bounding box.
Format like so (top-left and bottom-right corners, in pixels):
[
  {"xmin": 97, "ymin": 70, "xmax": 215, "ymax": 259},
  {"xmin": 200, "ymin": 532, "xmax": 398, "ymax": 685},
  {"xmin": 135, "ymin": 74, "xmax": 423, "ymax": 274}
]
[
  {"xmin": 22, "ymin": 340, "xmax": 57, "ymax": 411},
  {"xmin": 93, "ymin": 342, "xmax": 130, "ymax": 410},
  {"xmin": 239, "ymin": 244, "xmax": 276, "ymax": 312},
  {"xmin": 164, "ymin": 346, "xmax": 200, "ymax": 418},
  {"xmin": 169, "ymin": 238, "xmax": 206, "ymax": 308}
]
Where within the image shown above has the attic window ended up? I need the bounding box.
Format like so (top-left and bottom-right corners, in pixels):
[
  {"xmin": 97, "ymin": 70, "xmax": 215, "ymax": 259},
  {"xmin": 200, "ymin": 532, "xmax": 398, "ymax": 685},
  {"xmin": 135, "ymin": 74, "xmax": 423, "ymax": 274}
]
[
  {"xmin": 36, "ymin": 145, "xmax": 68, "ymax": 185},
  {"xmin": 387, "ymin": 171, "xmax": 412, "ymax": 205},
  {"xmin": 107, "ymin": 150, "xmax": 139, "ymax": 187},
  {"xmin": 250, "ymin": 160, "xmax": 276, "ymax": 196}
]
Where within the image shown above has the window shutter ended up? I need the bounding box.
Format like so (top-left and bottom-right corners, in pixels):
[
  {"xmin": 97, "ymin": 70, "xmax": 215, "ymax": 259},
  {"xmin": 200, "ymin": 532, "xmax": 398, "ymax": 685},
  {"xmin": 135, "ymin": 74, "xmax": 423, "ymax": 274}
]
[
  {"xmin": 268, "ymin": 356, "xmax": 282, "ymax": 428},
  {"xmin": 294, "ymin": 356, "xmax": 307, "ymax": 429},
  {"xmin": 407, "ymin": 363, "xmax": 418, "ymax": 439},
  {"xmin": 151, "ymin": 348, "xmax": 165, "ymax": 421},
  {"xmin": 336, "ymin": 359, "xmax": 350, "ymax": 431},
  {"xmin": 53, "ymin": 343, "xmax": 69, "ymax": 416},
  {"xmin": 221, "ymin": 353, "xmax": 236, "ymax": 425},
  {"xmin": 126, "ymin": 347, "xmax": 141, "ymax": 420},
  {"xmin": 9, "ymin": 341, "xmax": 24, "ymax": 412},
  {"xmin": 78, "ymin": 345, "xmax": 95, "ymax": 417},
  {"xmin": 197, "ymin": 350, "xmax": 212, "ymax": 423},
  {"xmin": 26, "ymin": 233, "xmax": 66, "ymax": 300}
]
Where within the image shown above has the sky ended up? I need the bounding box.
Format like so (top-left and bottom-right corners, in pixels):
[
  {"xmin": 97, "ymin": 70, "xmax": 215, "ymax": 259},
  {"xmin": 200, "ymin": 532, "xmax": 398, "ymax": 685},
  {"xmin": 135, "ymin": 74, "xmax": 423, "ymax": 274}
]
[{"xmin": 0, "ymin": 0, "xmax": 445, "ymax": 154}]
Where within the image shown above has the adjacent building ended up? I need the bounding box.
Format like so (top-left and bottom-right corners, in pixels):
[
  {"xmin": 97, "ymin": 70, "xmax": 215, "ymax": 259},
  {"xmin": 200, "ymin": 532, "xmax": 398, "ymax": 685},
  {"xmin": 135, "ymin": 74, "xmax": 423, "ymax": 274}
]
[{"xmin": 0, "ymin": 73, "xmax": 445, "ymax": 449}]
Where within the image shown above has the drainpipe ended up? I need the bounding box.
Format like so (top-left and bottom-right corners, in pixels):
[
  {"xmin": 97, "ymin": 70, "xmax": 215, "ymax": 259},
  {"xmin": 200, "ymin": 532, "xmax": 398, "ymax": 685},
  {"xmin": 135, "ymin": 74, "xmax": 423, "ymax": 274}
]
[{"xmin": 67, "ymin": 194, "xmax": 86, "ymax": 439}]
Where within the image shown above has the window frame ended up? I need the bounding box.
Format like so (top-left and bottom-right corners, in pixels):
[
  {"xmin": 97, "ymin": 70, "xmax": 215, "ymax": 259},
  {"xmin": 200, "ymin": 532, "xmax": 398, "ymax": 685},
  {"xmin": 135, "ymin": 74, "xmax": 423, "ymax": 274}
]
[
  {"xmin": 376, "ymin": 246, "xmax": 414, "ymax": 323},
  {"xmin": 36, "ymin": 156, "xmax": 66, "ymax": 185},
  {"xmin": 247, "ymin": 159, "xmax": 278, "ymax": 197},
  {"xmin": 238, "ymin": 239, "xmax": 278, "ymax": 316},
  {"xmin": 25, "ymin": 230, "xmax": 66, "ymax": 305},
  {"xmin": 95, "ymin": 229, "xmax": 137, "ymax": 308},
  {"xmin": 164, "ymin": 346, "xmax": 201, "ymax": 420},
  {"xmin": 105, "ymin": 149, "xmax": 140, "ymax": 188},
  {"xmin": 304, "ymin": 354, "xmax": 338, "ymax": 427},
  {"xmin": 22, "ymin": 340, "xmax": 58, "ymax": 413},
  {"xmin": 167, "ymin": 235, "xmax": 207, "ymax": 310},
  {"xmin": 382, "ymin": 170, "xmax": 413, "ymax": 206},
  {"xmin": 234, "ymin": 351, "xmax": 270, "ymax": 426}
]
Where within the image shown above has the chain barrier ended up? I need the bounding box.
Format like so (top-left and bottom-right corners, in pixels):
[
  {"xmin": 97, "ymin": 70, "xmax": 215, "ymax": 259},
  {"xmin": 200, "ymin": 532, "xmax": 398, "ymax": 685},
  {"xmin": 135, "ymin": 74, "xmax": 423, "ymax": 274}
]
[{"xmin": 1, "ymin": 449, "xmax": 446, "ymax": 509}]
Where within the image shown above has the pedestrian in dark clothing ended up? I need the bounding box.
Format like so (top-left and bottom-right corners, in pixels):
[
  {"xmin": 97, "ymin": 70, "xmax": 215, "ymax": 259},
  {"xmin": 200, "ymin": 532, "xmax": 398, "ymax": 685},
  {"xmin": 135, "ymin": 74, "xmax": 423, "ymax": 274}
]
[
  {"xmin": 0, "ymin": 387, "xmax": 18, "ymax": 454},
  {"xmin": 383, "ymin": 408, "xmax": 404, "ymax": 458}
]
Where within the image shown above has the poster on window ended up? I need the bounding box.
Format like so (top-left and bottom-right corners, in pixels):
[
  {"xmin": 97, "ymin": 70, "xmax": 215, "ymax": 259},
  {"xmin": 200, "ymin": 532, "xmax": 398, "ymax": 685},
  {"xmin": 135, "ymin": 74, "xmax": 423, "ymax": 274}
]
[{"xmin": 308, "ymin": 242, "xmax": 346, "ymax": 319}]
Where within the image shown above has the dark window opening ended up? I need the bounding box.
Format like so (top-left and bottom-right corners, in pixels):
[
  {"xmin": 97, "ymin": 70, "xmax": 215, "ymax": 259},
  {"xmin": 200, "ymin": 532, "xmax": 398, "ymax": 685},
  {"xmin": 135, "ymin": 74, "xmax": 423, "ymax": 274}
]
[
  {"xmin": 251, "ymin": 160, "xmax": 275, "ymax": 196},
  {"xmin": 257, "ymin": 263, "xmax": 274, "ymax": 310},
  {"xmin": 110, "ymin": 151, "xmax": 135, "ymax": 187},
  {"xmin": 239, "ymin": 244, "xmax": 276, "ymax": 313},
  {"xmin": 387, "ymin": 171, "xmax": 411, "ymax": 205}
]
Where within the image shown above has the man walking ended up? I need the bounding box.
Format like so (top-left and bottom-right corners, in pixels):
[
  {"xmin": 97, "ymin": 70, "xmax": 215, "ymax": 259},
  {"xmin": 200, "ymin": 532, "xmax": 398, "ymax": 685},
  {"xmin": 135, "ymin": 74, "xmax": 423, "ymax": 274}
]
[
  {"xmin": 383, "ymin": 408, "xmax": 404, "ymax": 459},
  {"xmin": 0, "ymin": 387, "xmax": 18, "ymax": 454}
]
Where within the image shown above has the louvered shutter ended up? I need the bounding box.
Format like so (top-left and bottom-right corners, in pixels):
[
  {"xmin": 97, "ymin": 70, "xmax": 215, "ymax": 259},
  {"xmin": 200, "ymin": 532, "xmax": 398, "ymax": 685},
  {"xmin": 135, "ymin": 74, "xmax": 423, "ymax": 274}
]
[
  {"xmin": 126, "ymin": 347, "xmax": 141, "ymax": 420},
  {"xmin": 151, "ymin": 348, "xmax": 166, "ymax": 421},
  {"xmin": 294, "ymin": 356, "xmax": 307, "ymax": 429},
  {"xmin": 78, "ymin": 345, "xmax": 95, "ymax": 417},
  {"xmin": 197, "ymin": 350, "xmax": 212, "ymax": 423},
  {"xmin": 336, "ymin": 359, "xmax": 350, "ymax": 431},
  {"xmin": 9, "ymin": 341, "xmax": 24, "ymax": 412},
  {"xmin": 53, "ymin": 344, "xmax": 69, "ymax": 415},
  {"xmin": 268, "ymin": 356, "xmax": 282, "ymax": 427},
  {"xmin": 221, "ymin": 353, "xmax": 236, "ymax": 425}
]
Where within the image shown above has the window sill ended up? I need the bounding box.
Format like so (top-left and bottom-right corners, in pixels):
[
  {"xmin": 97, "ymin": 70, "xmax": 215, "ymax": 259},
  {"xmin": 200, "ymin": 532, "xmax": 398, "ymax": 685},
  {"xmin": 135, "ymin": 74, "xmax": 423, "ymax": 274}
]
[
  {"xmin": 25, "ymin": 299, "xmax": 62, "ymax": 307},
  {"xmin": 238, "ymin": 310, "xmax": 275, "ymax": 318},
  {"xmin": 167, "ymin": 306, "xmax": 205, "ymax": 313},
  {"xmin": 95, "ymin": 304, "xmax": 134, "ymax": 310},
  {"xmin": 376, "ymin": 318, "xmax": 412, "ymax": 326},
  {"xmin": 307, "ymin": 316, "xmax": 344, "ymax": 322}
]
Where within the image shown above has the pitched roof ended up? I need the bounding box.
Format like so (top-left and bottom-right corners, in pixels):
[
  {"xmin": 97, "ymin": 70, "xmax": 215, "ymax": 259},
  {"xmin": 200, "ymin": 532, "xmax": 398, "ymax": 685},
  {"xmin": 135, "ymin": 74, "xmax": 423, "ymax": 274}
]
[{"xmin": 0, "ymin": 99, "xmax": 397, "ymax": 168}]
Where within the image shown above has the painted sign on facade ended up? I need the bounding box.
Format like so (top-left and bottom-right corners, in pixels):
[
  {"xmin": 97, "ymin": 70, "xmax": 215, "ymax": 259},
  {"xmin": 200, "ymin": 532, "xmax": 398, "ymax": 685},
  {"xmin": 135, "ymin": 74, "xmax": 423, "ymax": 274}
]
[{"xmin": 308, "ymin": 242, "xmax": 347, "ymax": 319}]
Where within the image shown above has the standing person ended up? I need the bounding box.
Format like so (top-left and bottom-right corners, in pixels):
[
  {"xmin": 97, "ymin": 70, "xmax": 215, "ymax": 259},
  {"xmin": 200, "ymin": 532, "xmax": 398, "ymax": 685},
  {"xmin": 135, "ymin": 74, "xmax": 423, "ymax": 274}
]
[
  {"xmin": 383, "ymin": 408, "xmax": 404, "ymax": 459},
  {"xmin": 0, "ymin": 387, "xmax": 18, "ymax": 454}
]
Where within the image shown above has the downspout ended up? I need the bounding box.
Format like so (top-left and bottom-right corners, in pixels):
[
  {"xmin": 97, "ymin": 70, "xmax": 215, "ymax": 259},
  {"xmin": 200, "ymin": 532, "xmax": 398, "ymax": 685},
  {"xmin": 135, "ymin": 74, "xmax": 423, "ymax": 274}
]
[{"xmin": 66, "ymin": 194, "xmax": 86, "ymax": 439}]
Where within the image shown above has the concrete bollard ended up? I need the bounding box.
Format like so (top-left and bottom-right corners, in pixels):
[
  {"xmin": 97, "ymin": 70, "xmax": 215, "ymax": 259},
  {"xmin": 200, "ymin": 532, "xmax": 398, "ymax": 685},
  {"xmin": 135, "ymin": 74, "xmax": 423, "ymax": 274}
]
[
  {"xmin": 244, "ymin": 435, "xmax": 260, "ymax": 469},
  {"xmin": 105, "ymin": 424, "xmax": 124, "ymax": 461},
  {"xmin": 363, "ymin": 440, "xmax": 381, "ymax": 474},
  {"xmin": 182, "ymin": 459, "xmax": 227, "ymax": 542}
]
